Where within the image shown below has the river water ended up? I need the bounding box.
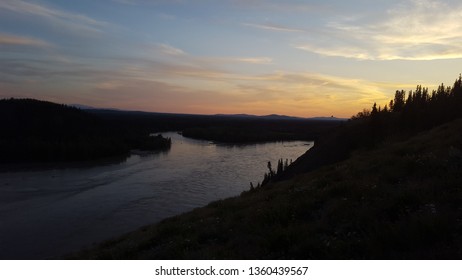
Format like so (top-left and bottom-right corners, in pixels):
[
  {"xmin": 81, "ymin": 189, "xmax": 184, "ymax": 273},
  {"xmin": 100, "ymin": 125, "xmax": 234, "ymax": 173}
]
[{"xmin": 0, "ymin": 132, "xmax": 312, "ymax": 259}]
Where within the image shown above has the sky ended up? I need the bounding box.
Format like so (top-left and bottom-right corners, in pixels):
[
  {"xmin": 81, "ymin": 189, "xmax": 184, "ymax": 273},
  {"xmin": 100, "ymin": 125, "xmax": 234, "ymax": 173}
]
[{"xmin": 1, "ymin": 0, "xmax": 462, "ymax": 118}]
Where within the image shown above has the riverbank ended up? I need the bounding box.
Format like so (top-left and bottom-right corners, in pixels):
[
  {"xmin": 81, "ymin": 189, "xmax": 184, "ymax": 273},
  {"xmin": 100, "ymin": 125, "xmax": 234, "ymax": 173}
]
[
  {"xmin": 69, "ymin": 118, "xmax": 462, "ymax": 259},
  {"xmin": 0, "ymin": 132, "xmax": 310, "ymax": 259}
]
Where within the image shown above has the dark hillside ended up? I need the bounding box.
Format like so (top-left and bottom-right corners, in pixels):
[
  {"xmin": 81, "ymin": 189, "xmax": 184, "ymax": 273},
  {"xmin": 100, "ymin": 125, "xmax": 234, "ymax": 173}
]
[
  {"xmin": 70, "ymin": 118, "xmax": 462, "ymax": 259},
  {"xmin": 283, "ymin": 75, "xmax": 462, "ymax": 179},
  {"xmin": 0, "ymin": 98, "xmax": 171, "ymax": 164},
  {"xmin": 1, "ymin": 98, "xmax": 99, "ymax": 138}
]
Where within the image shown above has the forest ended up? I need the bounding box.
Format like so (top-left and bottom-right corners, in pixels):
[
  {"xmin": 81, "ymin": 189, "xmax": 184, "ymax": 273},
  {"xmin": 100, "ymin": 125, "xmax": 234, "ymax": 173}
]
[
  {"xmin": 0, "ymin": 98, "xmax": 342, "ymax": 166},
  {"xmin": 280, "ymin": 75, "xmax": 462, "ymax": 179},
  {"xmin": 0, "ymin": 98, "xmax": 171, "ymax": 164},
  {"xmin": 89, "ymin": 109, "xmax": 343, "ymax": 143},
  {"xmin": 352, "ymin": 75, "xmax": 462, "ymax": 135}
]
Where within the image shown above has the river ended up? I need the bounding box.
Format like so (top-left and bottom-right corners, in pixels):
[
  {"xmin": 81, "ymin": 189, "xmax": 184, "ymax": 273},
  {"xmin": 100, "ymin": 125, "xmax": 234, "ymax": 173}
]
[{"xmin": 0, "ymin": 132, "xmax": 312, "ymax": 259}]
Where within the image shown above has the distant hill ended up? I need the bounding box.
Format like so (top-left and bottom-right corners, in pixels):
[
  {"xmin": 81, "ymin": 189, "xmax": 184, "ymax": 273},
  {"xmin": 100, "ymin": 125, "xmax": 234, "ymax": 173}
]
[
  {"xmin": 69, "ymin": 104, "xmax": 97, "ymax": 110},
  {"xmin": 80, "ymin": 108, "xmax": 344, "ymax": 143},
  {"xmin": 213, "ymin": 113, "xmax": 302, "ymax": 120},
  {"xmin": 310, "ymin": 116, "xmax": 346, "ymax": 121},
  {"xmin": 214, "ymin": 113, "xmax": 347, "ymax": 121},
  {"xmin": 70, "ymin": 104, "xmax": 347, "ymax": 122}
]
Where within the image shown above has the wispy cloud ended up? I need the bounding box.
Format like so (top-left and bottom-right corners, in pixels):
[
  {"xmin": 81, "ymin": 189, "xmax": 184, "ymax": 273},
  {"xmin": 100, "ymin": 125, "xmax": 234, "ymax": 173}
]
[
  {"xmin": 295, "ymin": 0, "xmax": 462, "ymax": 60},
  {"xmin": 156, "ymin": 43, "xmax": 186, "ymax": 56},
  {"xmin": 89, "ymin": 68, "xmax": 395, "ymax": 117},
  {"xmin": 0, "ymin": 49, "xmax": 402, "ymax": 117},
  {"xmin": 234, "ymin": 57, "xmax": 273, "ymax": 64},
  {"xmin": 151, "ymin": 42, "xmax": 273, "ymax": 65},
  {"xmin": 0, "ymin": 33, "xmax": 50, "ymax": 47},
  {"xmin": 294, "ymin": 44, "xmax": 374, "ymax": 60},
  {"xmin": 233, "ymin": 0, "xmax": 330, "ymax": 14},
  {"xmin": 243, "ymin": 22, "xmax": 304, "ymax": 33},
  {"xmin": 0, "ymin": 0, "xmax": 107, "ymax": 33},
  {"xmin": 227, "ymin": 72, "xmax": 394, "ymax": 117},
  {"xmin": 0, "ymin": 57, "xmax": 122, "ymax": 85},
  {"xmin": 94, "ymin": 80, "xmax": 125, "ymax": 90}
]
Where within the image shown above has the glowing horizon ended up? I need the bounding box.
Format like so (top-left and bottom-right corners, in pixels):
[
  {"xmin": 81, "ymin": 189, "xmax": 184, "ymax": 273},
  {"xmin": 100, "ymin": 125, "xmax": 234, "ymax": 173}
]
[{"xmin": 1, "ymin": 0, "xmax": 462, "ymax": 118}]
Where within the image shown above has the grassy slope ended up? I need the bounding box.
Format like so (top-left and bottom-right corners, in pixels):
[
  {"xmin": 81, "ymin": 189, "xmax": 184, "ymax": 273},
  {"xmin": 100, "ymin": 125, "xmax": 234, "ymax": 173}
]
[{"xmin": 72, "ymin": 119, "xmax": 462, "ymax": 259}]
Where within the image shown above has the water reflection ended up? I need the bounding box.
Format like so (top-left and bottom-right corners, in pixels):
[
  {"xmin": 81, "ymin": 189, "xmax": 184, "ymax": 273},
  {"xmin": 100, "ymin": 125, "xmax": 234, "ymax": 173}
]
[{"xmin": 0, "ymin": 132, "xmax": 312, "ymax": 259}]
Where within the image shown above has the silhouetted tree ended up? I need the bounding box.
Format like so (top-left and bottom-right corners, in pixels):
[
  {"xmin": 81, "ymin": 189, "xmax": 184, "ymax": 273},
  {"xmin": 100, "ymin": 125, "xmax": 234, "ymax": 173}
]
[
  {"xmin": 371, "ymin": 103, "xmax": 378, "ymax": 115},
  {"xmin": 393, "ymin": 90, "xmax": 406, "ymax": 112},
  {"xmin": 267, "ymin": 161, "xmax": 274, "ymax": 177},
  {"xmin": 277, "ymin": 159, "xmax": 284, "ymax": 174}
]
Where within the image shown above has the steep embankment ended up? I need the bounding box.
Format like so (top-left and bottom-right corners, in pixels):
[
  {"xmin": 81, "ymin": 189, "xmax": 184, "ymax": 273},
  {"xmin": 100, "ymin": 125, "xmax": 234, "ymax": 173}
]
[{"xmin": 72, "ymin": 118, "xmax": 462, "ymax": 259}]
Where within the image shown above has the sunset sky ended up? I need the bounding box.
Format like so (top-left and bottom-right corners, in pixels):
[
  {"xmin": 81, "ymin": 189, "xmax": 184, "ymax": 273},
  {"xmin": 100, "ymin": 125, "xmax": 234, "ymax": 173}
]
[{"xmin": 1, "ymin": 0, "xmax": 462, "ymax": 118}]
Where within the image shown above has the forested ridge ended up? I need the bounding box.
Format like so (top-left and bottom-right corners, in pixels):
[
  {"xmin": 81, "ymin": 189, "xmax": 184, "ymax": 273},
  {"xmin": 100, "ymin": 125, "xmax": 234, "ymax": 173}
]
[
  {"xmin": 282, "ymin": 75, "xmax": 462, "ymax": 179},
  {"xmin": 0, "ymin": 98, "xmax": 340, "ymax": 164},
  {"xmin": 90, "ymin": 109, "xmax": 342, "ymax": 143},
  {"xmin": 0, "ymin": 98, "xmax": 171, "ymax": 164}
]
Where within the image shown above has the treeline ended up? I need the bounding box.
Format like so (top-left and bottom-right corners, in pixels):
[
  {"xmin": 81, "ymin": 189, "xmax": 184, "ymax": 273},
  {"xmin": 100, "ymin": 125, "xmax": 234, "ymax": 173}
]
[
  {"xmin": 182, "ymin": 126, "xmax": 304, "ymax": 143},
  {"xmin": 247, "ymin": 158, "xmax": 294, "ymax": 192},
  {"xmin": 282, "ymin": 75, "xmax": 462, "ymax": 179},
  {"xmin": 89, "ymin": 110, "xmax": 343, "ymax": 143},
  {"xmin": 0, "ymin": 98, "xmax": 171, "ymax": 164},
  {"xmin": 181, "ymin": 120, "xmax": 341, "ymax": 143},
  {"xmin": 353, "ymin": 75, "xmax": 462, "ymax": 136}
]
